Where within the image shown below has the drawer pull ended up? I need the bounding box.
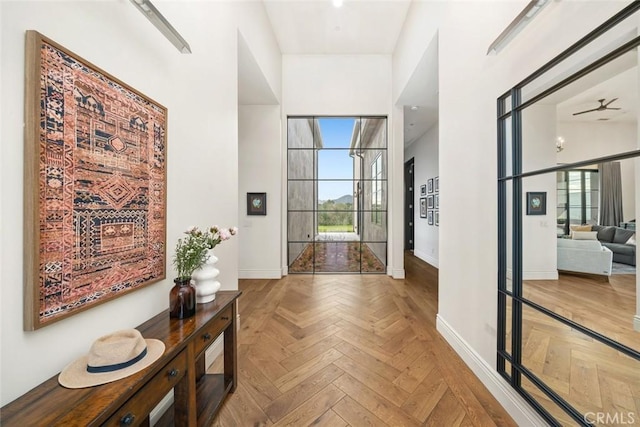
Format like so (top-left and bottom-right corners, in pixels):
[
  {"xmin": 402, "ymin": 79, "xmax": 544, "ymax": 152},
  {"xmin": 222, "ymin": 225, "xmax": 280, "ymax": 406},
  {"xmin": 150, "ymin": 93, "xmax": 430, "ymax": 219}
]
[
  {"xmin": 221, "ymin": 316, "xmax": 229, "ymax": 321},
  {"xmin": 120, "ymin": 413, "xmax": 135, "ymax": 425},
  {"xmin": 168, "ymin": 368, "xmax": 179, "ymax": 378},
  {"xmin": 203, "ymin": 333, "xmax": 212, "ymax": 341}
]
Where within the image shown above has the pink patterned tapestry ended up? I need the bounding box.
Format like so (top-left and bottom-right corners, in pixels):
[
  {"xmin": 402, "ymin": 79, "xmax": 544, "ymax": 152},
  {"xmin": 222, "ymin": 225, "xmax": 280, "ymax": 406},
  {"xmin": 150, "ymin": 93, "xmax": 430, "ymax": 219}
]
[{"xmin": 33, "ymin": 35, "xmax": 166, "ymax": 327}]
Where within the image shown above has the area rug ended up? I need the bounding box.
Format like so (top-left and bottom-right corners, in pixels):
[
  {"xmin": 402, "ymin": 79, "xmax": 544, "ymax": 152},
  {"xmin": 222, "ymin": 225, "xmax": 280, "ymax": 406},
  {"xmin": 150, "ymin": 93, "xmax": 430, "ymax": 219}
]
[{"xmin": 611, "ymin": 262, "xmax": 636, "ymax": 275}]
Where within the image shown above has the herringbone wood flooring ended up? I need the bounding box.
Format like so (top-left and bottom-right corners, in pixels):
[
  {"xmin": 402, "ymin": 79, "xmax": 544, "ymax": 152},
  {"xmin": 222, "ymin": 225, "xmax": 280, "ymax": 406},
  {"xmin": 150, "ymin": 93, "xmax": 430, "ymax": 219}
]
[
  {"xmin": 210, "ymin": 253, "xmax": 515, "ymax": 426},
  {"xmin": 519, "ymin": 273, "xmax": 640, "ymax": 426}
]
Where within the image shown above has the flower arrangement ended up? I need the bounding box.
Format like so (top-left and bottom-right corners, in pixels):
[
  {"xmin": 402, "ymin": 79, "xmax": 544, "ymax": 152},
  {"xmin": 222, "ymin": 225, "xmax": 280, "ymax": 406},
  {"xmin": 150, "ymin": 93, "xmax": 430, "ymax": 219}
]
[{"xmin": 173, "ymin": 225, "xmax": 237, "ymax": 280}]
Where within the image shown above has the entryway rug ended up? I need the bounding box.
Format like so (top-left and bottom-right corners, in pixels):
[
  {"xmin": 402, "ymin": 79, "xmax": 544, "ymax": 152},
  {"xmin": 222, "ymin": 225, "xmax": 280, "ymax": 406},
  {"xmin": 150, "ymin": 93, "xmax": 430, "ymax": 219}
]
[{"xmin": 611, "ymin": 262, "xmax": 636, "ymax": 275}]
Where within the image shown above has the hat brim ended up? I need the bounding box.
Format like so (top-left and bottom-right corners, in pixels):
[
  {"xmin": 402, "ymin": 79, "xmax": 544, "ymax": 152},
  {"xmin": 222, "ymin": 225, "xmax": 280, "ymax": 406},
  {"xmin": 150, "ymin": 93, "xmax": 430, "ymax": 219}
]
[{"xmin": 58, "ymin": 339, "xmax": 165, "ymax": 389}]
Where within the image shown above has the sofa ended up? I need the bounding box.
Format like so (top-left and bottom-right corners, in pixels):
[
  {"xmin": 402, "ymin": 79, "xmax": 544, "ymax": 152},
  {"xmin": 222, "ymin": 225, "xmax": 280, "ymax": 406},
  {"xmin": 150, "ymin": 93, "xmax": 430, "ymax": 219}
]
[
  {"xmin": 591, "ymin": 225, "xmax": 636, "ymax": 266},
  {"xmin": 557, "ymin": 238, "xmax": 613, "ymax": 276}
]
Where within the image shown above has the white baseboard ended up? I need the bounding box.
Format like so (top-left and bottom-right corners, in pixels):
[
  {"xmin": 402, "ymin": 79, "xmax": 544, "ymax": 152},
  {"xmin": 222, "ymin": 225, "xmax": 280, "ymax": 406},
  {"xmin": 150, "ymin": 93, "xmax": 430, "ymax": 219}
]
[
  {"xmin": 523, "ymin": 270, "xmax": 558, "ymax": 280},
  {"xmin": 392, "ymin": 268, "xmax": 405, "ymax": 279},
  {"xmin": 436, "ymin": 315, "xmax": 548, "ymax": 427},
  {"xmin": 634, "ymin": 315, "xmax": 640, "ymax": 332},
  {"xmin": 413, "ymin": 249, "xmax": 439, "ymax": 268},
  {"xmin": 282, "ymin": 266, "xmax": 288, "ymax": 276},
  {"xmin": 239, "ymin": 269, "xmax": 282, "ymax": 279}
]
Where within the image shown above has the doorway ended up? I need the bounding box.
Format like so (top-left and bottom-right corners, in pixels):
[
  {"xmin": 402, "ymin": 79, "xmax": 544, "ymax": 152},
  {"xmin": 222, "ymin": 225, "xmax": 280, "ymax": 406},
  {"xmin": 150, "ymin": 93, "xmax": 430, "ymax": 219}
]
[
  {"xmin": 404, "ymin": 158, "xmax": 414, "ymax": 250},
  {"xmin": 287, "ymin": 117, "xmax": 388, "ymax": 273}
]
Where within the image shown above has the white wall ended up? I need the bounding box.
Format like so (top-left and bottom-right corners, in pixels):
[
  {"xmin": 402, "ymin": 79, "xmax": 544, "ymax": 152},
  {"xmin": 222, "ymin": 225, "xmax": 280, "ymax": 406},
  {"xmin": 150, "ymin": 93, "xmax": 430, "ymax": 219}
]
[
  {"xmin": 558, "ymin": 121, "xmax": 637, "ymax": 222},
  {"xmin": 238, "ymin": 105, "xmax": 282, "ymax": 278},
  {"xmin": 0, "ymin": 0, "xmax": 280, "ymax": 405},
  {"xmin": 522, "ymin": 105, "xmax": 558, "ymax": 280},
  {"xmin": 404, "ymin": 124, "xmax": 439, "ymax": 267},
  {"xmin": 281, "ymin": 55, "xmax": 402, "ymax": 275},
  {"xmin": 393, "ymin": 0, "xmax": 629, "ymax": 424}
]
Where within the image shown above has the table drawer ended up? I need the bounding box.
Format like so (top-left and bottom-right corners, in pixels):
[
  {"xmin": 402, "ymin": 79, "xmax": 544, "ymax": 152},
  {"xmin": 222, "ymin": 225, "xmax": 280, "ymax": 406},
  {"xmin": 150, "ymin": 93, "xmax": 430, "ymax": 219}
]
[
  {"xmin": 194, "ymin": 306, "xmax": 232, "ymax": 357},
  {"xmin": 103, "ymin": 349, "xmax": 187, "ymax": 426}
]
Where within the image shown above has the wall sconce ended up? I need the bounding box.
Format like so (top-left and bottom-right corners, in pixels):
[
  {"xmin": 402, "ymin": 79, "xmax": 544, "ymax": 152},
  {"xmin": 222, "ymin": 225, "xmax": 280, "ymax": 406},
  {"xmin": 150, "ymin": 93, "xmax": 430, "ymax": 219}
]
[
  {"xmin": 556, "ymin": 136, "xmax": 565, "ymax": 152},
  {"xmin": 130, "ymin": 0, "xmax": 192, "ymax": 54},
  {"xmin": 487, "ymin": 0, "xmax": 551, "ymax": 55}
]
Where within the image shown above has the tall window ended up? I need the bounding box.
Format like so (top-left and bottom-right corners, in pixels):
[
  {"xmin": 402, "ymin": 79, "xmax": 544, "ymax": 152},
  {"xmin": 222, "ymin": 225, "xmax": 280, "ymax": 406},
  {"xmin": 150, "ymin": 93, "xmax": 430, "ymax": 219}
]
[
  {"xmin": 556, "ymin": 169, "xmax": 599, "ymax": 236},
  {"xmin": 371, "ymin": 153, "xmax": 383, "ymax": 224}
]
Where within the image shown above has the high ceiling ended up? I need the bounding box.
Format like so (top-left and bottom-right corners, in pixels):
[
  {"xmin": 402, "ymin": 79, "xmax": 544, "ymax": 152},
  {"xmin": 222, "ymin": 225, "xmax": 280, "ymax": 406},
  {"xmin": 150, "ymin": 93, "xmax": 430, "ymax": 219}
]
[{"xmin": 262, "ymin": 0, "xmax": 411, "ymax": 54}]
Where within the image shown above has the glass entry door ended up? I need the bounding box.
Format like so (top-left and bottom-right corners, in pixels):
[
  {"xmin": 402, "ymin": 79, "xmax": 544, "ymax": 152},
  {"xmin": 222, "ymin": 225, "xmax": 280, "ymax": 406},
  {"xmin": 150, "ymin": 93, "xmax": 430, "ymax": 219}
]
[{"xmin": 287, "ymin": 117, "xmax": 387, "ymax": 273}]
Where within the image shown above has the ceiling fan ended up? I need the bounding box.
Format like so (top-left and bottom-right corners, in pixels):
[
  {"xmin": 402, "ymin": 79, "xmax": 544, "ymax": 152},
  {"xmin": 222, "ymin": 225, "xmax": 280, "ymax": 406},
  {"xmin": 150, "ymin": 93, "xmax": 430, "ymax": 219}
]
[{"xmin": 572, "ymin": 98, "xmax": 621, "ymax": 116}]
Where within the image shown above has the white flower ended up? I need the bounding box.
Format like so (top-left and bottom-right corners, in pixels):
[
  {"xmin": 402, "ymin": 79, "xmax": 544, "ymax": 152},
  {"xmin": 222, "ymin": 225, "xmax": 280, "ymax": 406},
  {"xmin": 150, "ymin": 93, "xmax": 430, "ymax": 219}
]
[
  {"xmin": 219, "ymin": 229, "xmax": 231, "ymax": 241},
  {"xmin": 230, "ymin": 227, "xmax": 238, "ymax": 235},
  {"xmin": 186, "ymin": 225, "xmax": 197, "ymax": 233}
]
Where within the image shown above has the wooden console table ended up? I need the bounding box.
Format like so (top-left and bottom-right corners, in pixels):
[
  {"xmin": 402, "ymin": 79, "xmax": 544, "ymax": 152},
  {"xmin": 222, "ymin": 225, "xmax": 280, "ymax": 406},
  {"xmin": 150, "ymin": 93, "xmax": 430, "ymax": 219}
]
[{"xmin": 0, "ymin": 290, "xmax": 242, "ymax": 426}]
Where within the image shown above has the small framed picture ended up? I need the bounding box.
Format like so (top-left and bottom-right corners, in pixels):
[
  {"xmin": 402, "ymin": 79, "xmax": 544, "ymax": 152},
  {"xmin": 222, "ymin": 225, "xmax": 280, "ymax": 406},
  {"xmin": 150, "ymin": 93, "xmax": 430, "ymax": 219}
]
[
  {"xmin": 435, "ymin": 211, "xmax": 439, "ymax": 226},
  {"xmin": 435, "ymin": 194, "xmax": 439, "ymax": 209},
  {"xmin": 526, "ymin": 192, "xmax": 546, "ymax": 215},
  {"xmin": 427, "ymin": 195, "xmax": 434, "ymax": 209},
  {"xmin": 420, "ymin": 184, "xmax": 427, "ymax": 196},
  {"xmin": 428, "ymin": 178, "xmax": 434, "ymax": 193},
  {"xmin": 247, "ymin": 192, "xmax": 267, "ymax": 215},
  {"xmin": 420, "ymin": 198, "xmax": 427, "ymax": 218},
  {"xmin": 435, "ymin": 176, "xmax": 439, "ymax": 193},
  {"xmin": 428, "ymin": 210, "xmax": 434, "ymax": 225}
]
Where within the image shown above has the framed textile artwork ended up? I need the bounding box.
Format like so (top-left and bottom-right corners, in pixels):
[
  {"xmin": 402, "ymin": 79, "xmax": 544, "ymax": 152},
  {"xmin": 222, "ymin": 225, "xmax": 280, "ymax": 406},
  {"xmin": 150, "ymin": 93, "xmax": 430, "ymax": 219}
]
[
  {"xmin": 526, "ymin": 192, "xmax": 547, "ymax": 215},
  {"xmin": 24, "ymin": 31, "xmax": 167, "ymax": 329}
]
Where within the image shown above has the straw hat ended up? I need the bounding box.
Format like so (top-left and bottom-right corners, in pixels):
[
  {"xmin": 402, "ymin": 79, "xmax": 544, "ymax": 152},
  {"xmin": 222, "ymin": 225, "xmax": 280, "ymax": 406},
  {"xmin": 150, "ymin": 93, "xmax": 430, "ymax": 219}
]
[{"xmin": 58, "ymin": 329, "xmax": 165, "ymax": 389}]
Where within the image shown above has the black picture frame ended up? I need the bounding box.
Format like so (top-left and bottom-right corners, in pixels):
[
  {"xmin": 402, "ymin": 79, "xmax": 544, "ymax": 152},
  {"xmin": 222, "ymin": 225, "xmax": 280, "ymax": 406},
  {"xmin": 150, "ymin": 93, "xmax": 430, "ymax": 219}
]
[
  {"xmin": 428, "ymin": 178, "xmax": 434, "ymax": 193},
  {"xmin": 247, "ymin": 192, "xmax": 267, "ymax": 215},
  {"xmin": 427, "ymin": 210, "xmax": 434, "ymax": 225},
  {"xmin": 427, "ymin": 195, "xmax": 434, "ymax": 209},
  {"xmin": 435, "ymin": 211, "xmax": 439, "ymax": 226},
  {"xmin": 435, "ymin": 194, "xmax": 439, "ymax": 209},
  {"xmin": 526, "ymin": 192, "xmax": 546, "ymax": 215},
  {"xmin": 420, "ymin": 198, "xmax": 427, "ymax": 218},
  {"xmin": 435, "ymin": 176, "xmax": 439, "ymax": 192},
  {"xmin": 420, "ymin": 184, "xmax": 427, "ymax": 196}
]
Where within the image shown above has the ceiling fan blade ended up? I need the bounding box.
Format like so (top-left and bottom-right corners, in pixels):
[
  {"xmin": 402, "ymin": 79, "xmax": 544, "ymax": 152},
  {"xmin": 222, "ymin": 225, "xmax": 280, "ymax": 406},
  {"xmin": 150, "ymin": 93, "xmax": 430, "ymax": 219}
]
[
  {"xmin": 572, "ymin": 108, "xmax": 600, "ymax": 116},
  {"xmin": 603, "ymin": 97, "xmax": 618, "ymax": 107}
]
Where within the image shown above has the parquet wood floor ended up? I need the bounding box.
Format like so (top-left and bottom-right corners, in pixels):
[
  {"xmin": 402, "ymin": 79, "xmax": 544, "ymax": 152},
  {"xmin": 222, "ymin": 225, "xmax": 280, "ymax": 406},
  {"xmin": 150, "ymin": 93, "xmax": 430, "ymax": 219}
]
[
  {"xmin": 210, "ymin": 253, "xmax": 515, "ymax": 426},
  {"xmin": 517, "ymin": 273, "xmax": 640, "ymax": 426}
]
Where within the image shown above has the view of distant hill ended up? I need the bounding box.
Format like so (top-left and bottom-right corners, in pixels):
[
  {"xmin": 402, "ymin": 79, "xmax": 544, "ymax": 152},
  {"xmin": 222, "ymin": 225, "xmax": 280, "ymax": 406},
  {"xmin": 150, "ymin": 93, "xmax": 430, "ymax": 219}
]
[{"xmin": 319, "ymin": 194, "xmax": 353, "ymax": 205}]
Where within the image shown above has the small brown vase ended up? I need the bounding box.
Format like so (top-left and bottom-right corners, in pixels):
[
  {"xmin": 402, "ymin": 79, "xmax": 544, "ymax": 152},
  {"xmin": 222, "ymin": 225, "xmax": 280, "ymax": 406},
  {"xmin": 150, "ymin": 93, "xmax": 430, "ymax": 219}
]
[{"xmin": 169, "ymin": 277, "xmax": 196, "ymax": 319}]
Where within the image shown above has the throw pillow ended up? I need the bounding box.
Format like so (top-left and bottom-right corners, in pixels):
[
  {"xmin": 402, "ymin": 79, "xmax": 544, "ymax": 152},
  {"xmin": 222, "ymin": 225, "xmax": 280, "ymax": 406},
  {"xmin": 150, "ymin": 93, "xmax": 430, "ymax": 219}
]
[
  {"xmin": 613, "ymin": 228, "xmax": 635, "ymax": 244},
  {"xmin": 572, "ymin": 231, "xmax": 598, "ymax": 240},
  {"xmin": 569, "ymin": 224, "xmax": 592, "ymax": 238},
  {"xmin": 591, "ymin": 225, "xmax": 616, "ymax": 242},
  {"xmin": 626, "ymin": 234, "xmax": 636, "ymax": 246}
]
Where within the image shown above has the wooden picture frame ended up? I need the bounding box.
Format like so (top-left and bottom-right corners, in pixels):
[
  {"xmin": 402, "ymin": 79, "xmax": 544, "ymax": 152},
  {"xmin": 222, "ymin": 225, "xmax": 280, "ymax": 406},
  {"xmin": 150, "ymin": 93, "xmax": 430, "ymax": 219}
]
[
  {"xmin": 526, "ymin": 192, "xmax": 547, "ymax": 215},
  {"xmin": 247, "ymin": 192, "xmax": 267, "ymax": 215},
  {"xmin": 420, "ymin": 197, "xmax": 427, "ymax": 218},
  {"xmin": 24, "ymin": 31, "xmax": 167, "ymax": 329}
]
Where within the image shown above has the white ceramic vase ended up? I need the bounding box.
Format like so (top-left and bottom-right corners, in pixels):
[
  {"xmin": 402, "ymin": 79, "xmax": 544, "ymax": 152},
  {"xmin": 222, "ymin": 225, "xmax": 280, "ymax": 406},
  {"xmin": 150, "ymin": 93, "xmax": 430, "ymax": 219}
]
[{"xmin": 191, "ymin": 248, "xmax": 221, "ymax": 303}]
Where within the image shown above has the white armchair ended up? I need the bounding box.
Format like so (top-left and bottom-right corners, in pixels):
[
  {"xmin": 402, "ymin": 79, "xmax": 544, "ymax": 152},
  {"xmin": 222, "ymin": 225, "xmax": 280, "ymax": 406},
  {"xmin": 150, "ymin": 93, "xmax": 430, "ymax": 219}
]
[{"xmin": 557, "ymin": 238, "xmax": 613, "ymax": 276}]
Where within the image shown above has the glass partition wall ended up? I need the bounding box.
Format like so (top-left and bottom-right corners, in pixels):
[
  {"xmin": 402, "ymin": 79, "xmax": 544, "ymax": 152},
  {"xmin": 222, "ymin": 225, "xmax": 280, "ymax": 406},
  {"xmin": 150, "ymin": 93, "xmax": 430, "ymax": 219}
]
[
  {"xmin": 498, "ymin": 3, "xmax": 640, "ymax": 425},
  {"xmin": 287, "ymin": 117, "xmax": 387, "ymax": 274}
]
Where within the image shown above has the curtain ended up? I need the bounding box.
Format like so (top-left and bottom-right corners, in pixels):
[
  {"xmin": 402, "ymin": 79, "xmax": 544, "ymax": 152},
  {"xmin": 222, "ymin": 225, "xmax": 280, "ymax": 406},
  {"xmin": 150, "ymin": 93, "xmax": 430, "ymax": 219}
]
[{"xmin": 599, "ymin": 162, "xmax": 623, "ymax": 226}]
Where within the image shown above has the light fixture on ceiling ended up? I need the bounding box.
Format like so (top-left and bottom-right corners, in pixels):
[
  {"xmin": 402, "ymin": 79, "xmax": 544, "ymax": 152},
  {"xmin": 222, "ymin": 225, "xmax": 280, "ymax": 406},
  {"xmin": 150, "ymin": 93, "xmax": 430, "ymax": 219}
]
[
  {"xmin": 556, "ymin": 136, "xmax": 565, "ymax": 153},
  {"xmin": 130, "ymin": 0, "xmax": 192, "ymax": 54},
  {"xmin": 333, "ymin": 0, "xmax": 344, "ymax": 8},
  {"xmin": 487, "ymin": 0, "xmax": 550, "ymax": 55},
  {"xmin": 410, "ymin": 106, "xmax": 419, "ymax": 111}
]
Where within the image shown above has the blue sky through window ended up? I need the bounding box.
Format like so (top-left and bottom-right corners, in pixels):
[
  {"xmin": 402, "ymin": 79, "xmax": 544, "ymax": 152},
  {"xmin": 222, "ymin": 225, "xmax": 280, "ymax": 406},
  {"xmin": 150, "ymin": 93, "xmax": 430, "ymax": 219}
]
[{"xmin": 317, "ymin": 118, "xmax": 355, "ymax": 201}]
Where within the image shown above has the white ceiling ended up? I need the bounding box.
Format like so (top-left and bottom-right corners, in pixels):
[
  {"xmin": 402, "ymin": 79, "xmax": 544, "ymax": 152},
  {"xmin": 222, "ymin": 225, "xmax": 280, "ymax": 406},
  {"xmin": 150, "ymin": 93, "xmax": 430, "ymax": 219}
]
[{"xmin": 262, "ymin": 0, "xmax": 411, "ymax": 54}]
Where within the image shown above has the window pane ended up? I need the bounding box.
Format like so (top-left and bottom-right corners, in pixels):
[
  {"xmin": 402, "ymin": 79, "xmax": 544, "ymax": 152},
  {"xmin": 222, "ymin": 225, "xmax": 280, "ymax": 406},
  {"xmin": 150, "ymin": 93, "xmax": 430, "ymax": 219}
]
[{"xmin": 288, "ymin": 118, "xmax": 316, "ymax": 148}]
